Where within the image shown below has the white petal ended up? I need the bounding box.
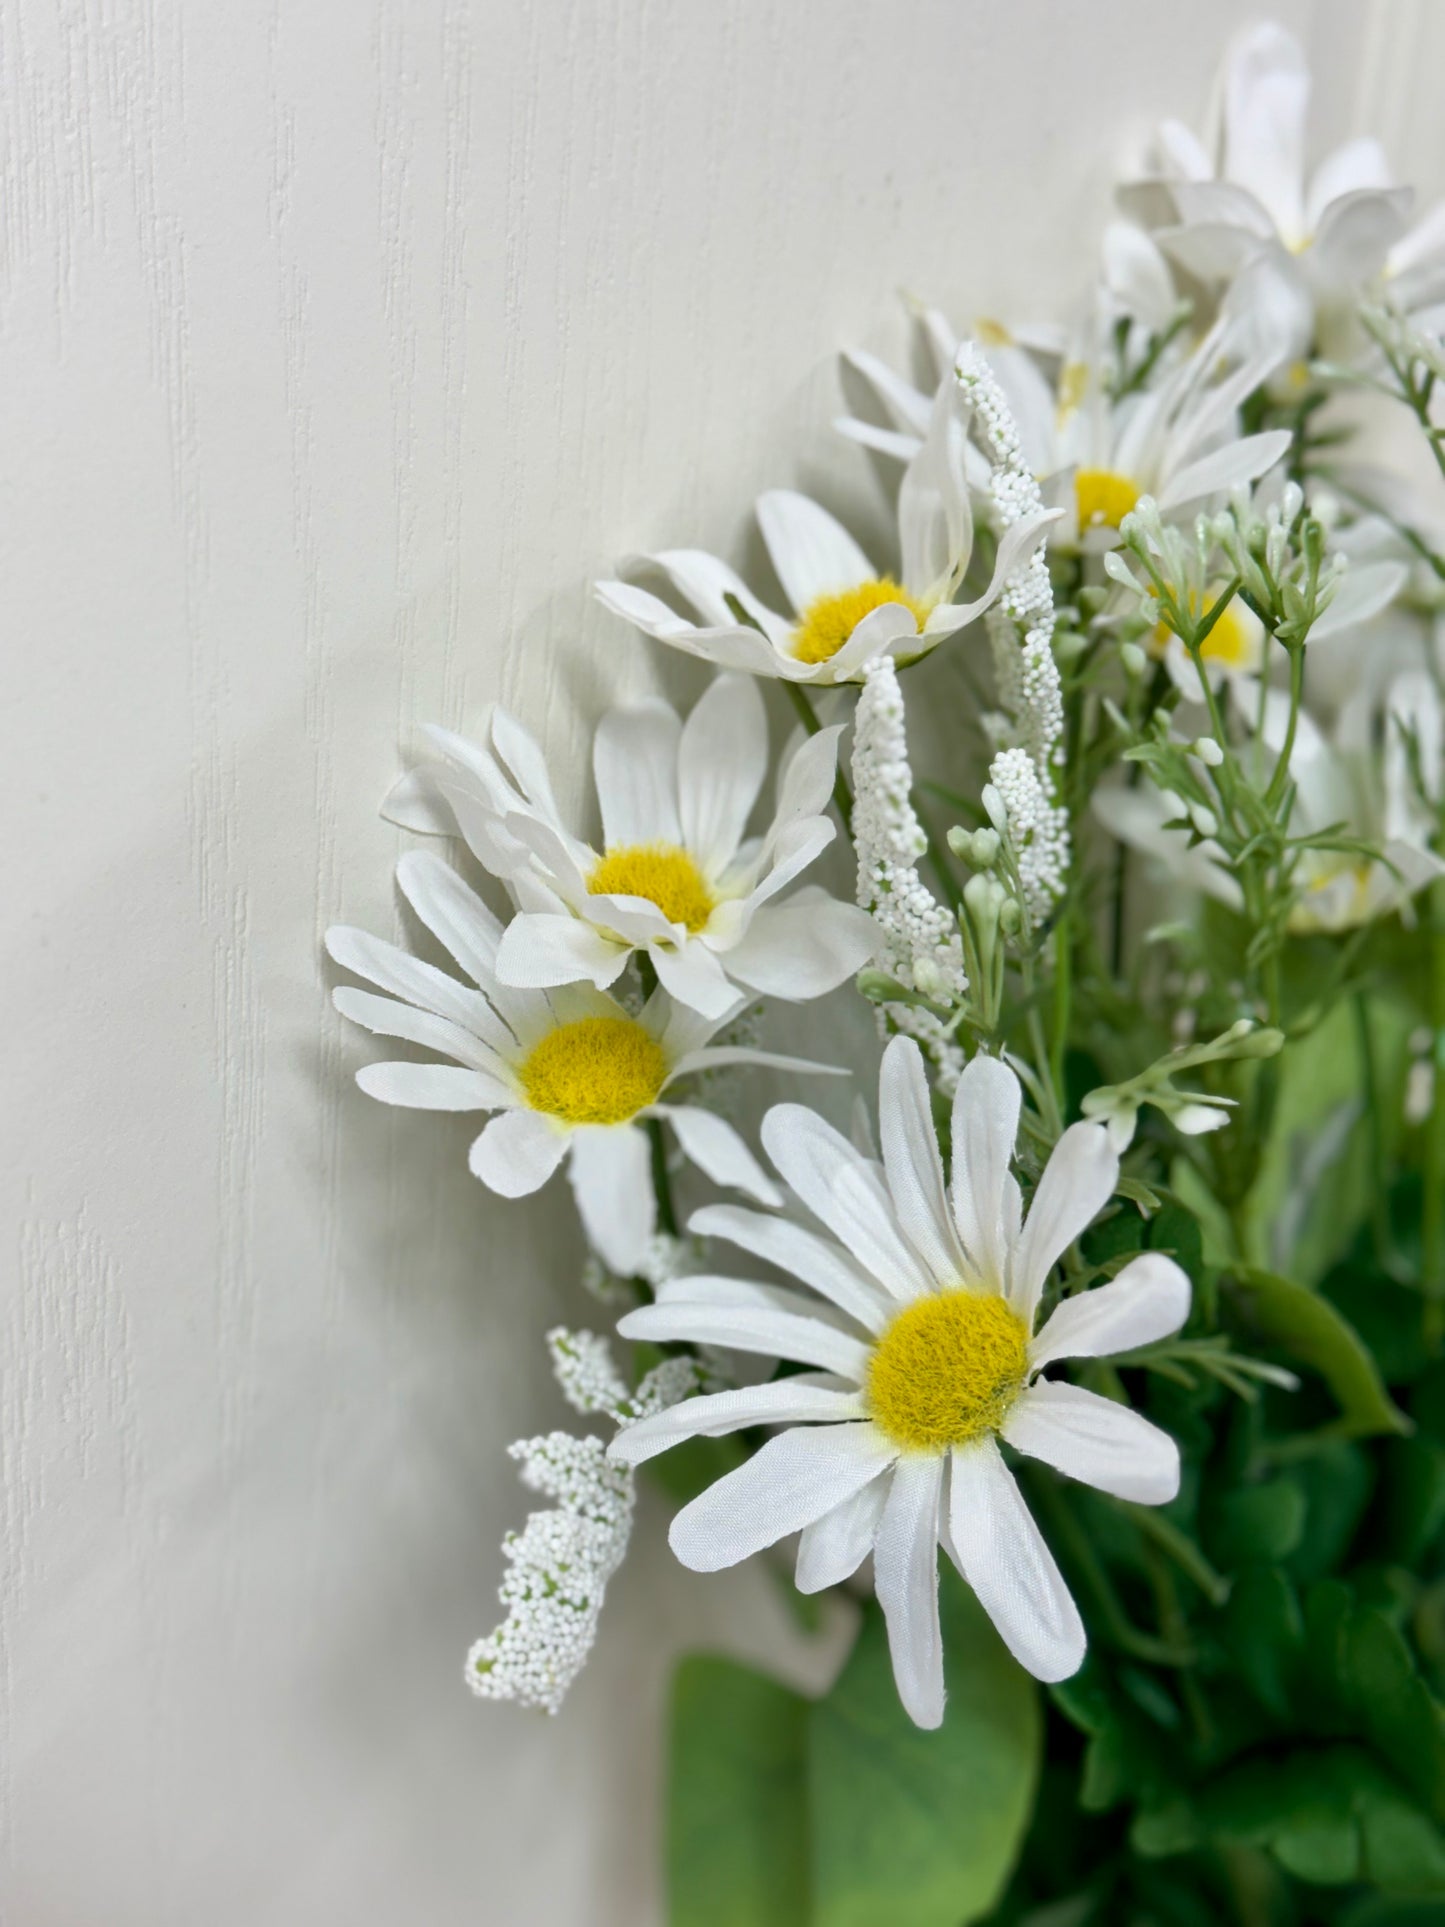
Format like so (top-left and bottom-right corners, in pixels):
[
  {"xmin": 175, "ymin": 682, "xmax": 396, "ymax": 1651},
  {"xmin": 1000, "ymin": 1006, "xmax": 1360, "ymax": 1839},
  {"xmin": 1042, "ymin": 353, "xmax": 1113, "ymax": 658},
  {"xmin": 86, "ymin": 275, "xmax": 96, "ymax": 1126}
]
[
  {"xmin": 879, "ymin": 1038, "xmax": 965, "ymax": 1286},
  {"xmin": 334, "ymin": 986, "xmax": 512, "ymax": 1079},
  {"xmin": 947, "ymin": 1439, "xmax": 1085, "ymax": 1682},
  {"xmin": 688, "ymin": 1202, "xmax": 891, "ymax": 1332},
  {"xmin": 723, "ymin": 898, "xmax": 880, "ymax": 1000},
  {"xmin": 772, "ymin": 724, "xmax": 845, "ymax": 827},
  {"xmin": 949, "ymin": 1054, "xmax": 1021, "ymax": 1286},
  {"xmin": 795, "ymin": 1474, "xmax": 890, "ymax": 1592},
  {"xmin": 1012, "ymin": 1124, "xmax": 1119, "ymax": 1324},
  {"xmin": 762, "ymin": 1104, "xmax": 935, "ymax": 1302},
  {"xmin": 658, "ymin": 1104, "xmax": 782, "ymax": 1206},
  {"xmin": 873, "ymin": 1456, "xmax": 946, "ymax": 1729},
  {"xmin": 669, "ymin": 1424, "xmax": 898, "ymax": 1571},
  {"xmin": 325, "ymin": 923, "xmax": 500, "ymax": 1038},
  {"xmin": 669, "ymin": 1044, "xmax": 843, "ymax": 1081},
  {"xmin": 678, "ymin": 674, "xmax": 768, "ymax": 872},
  {"xmin": 1306, "ymin": 136, "xmax": 1393, "ymax": 233},
  {"xmin": 1309, "ymin": 560, "xmax": 1408, "ymax": 642},
  {"xmin": 468, "ymin": 1109, "xmax": 569, "ymax": 1196},
  {"xmin": 617, "ymin": 1296, "xmax": 872, "ymax": 1382},
  {"xmin": 652, "ymin": 1272, "xmax": 860, "ymax": 1330},
  {"xmin": 756, "ymin": 490, "xmax": 872, "ymax": 613},
  {"xmin": 613, "ymin": 1381, "xmax": 865, "ymax": 1464},
  {"xmin": 488, "ymin": 706, "xmax": 564, "ymax": 824},
  {"xmin": 356, "ymin": 1062, "xmax": 512, "ymax": 1110},
  {"xmin": 1004, "ymin": 1382, "xmax": 1180, "ymax": 1505},
  {"xmin": 1221, "ymin": 22, "xmax": 1309, "ymax": 244},
  {"xmin": 595, "ymin": 579, "xmax": 792, "ymax": 678},
  {"xmin": 382, "ymin": 767, "xmax": 454, "ymax": 835},
  {"xmin": 494, "ymin": 913, "xmax": 628, "ymax": 990},
  {"xmin": 395, "ymin": 851, "xmax": 507, "ymax": 990},
  {"xmin": 898, "ymin": 379, "xmax": 972, "ymax": 602},
  {"xmin": 1158, "ymin": 430, "xmax": 1291, "ymax": 511},
  {"xmin": 648, "ymin": 939, "xmax": 739, "ymax": 1019},
  {"xmin": 922, "ymin": 509, "xmax": 1058, "ymax": 633},
  {"xmin": 1308, "ymin": 187, "xmax": 1412, "ymax": 291},
  {"xmin": 1029, "ymin": 1251, "xmax": 1191, "ymax": 1371},
  {"xmin": 567, "ymin": 1123, "xmax": 654, "ymax": 1275},
  {"xmin": 594, "ymin": 698, "xmax": 682, "ymax": 846},
  {"xmin": 649, "ymin": 548, "xmax": 791, "ymax": 644}
]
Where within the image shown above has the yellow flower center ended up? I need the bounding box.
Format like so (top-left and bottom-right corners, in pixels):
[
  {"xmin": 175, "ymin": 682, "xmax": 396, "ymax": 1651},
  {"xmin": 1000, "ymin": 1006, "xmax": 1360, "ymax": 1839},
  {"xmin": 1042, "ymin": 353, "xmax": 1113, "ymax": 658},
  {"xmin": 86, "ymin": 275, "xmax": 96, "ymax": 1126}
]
[
  {"xmin": 1075, "ymin": 468, "xmax": 1141, "ymax": 532},
  {"xmin": 866, "ymin": 1290, "xmax": 1030, "ymax": 1452},
  {"xmin": 791, "ymin": 577, "xmax": 930, "ymax": 666},
  {"xmin": 519, "ymin": 1016, "xmax": 668, "ymax": 1126},
  {"xmin": 588, "ymin": 844, "xmax": 716, "ymax": 933},
  {"xmin": 1151, "ymin": 590, "xmax": 1262, "ymax": 672}
]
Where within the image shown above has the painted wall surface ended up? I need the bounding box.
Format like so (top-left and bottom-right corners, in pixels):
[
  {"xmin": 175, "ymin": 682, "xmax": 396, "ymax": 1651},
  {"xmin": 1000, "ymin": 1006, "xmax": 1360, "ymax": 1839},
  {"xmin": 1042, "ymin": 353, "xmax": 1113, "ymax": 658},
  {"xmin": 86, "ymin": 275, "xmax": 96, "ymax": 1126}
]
[{"xmin": 4, "ymin": 3, "xmax": 1441, "ymax": 1921}]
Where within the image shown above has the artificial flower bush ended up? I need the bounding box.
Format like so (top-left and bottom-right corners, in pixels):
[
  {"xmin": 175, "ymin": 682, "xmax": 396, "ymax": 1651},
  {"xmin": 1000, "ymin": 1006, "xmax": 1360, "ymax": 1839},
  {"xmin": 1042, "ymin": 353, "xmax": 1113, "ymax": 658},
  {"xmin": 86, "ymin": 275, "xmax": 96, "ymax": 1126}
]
[{"xmin": 327, "ymin": 21, "xmax": 1445, "ymax": 1924}]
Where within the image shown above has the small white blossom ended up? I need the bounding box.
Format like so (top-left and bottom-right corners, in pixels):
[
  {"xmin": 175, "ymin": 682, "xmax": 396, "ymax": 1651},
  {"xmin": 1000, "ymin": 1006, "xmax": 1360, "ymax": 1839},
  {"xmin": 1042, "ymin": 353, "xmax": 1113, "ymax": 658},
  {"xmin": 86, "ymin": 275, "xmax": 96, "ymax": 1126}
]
[
  {"xmin": 467, "ymin": 1432, "xmax": 634, "ymax": 1717},
  {"xmin": 468, "ymin": 1333, "xmax": 699, "ymax": 1715},
  {"xmin": 852, "ymin": 656, "xmax": 967, "ymax": 1087},
  {"xmin": 955, "ymin": 344, "xmax": 1071, "ymax": 916}
]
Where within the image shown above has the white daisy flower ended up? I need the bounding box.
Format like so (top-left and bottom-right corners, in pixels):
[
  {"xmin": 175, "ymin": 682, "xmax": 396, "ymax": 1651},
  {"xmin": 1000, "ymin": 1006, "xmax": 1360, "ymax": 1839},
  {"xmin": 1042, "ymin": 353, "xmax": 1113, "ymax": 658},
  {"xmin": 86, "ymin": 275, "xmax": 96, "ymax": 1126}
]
[
  {"xmin": 842, "ymin": 297, "xmax": 1292, "ymax": 553},
  {"xmin": 594, "ymin": 379, "xmax": 1054, "ymax": 685},
  {"xmin": 1121, "ymin": 22, "xmax": 1429, "ymax": 352},
  {"xmin": 610, "ymin": 1038, "xmax": 1191, "ymax": 1725},
  {"xmin": 325, "ymin": 851, "xmax": 841, "ymax": 1274},
  {"xmin": 386, "ymin": 674, "xmax": 879, "ymax": 1020}
]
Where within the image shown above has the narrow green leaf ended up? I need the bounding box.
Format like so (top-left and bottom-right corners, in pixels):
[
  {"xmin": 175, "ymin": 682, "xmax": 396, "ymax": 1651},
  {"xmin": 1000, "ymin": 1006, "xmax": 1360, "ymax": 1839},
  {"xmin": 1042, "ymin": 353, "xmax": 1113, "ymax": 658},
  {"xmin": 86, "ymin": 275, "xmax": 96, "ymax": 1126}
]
[
  {"xmin": 668, "ymin": 1655, "xmax": 810, "ymax": 1927},
  {"xmin": 808, "ymin": 1574, "xmax": 1041, "ymax": 1927},
  {"xmin": 1224, "ymin": 1268, "xmax": 1411, "ymax": 1439}
]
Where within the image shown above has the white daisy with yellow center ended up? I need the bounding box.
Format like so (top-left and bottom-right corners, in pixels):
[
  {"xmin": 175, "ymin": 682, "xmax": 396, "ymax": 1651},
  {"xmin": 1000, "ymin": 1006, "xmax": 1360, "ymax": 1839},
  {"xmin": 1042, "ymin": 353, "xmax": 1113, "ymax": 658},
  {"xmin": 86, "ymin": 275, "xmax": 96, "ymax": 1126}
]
[
  {"xmin": 611, "ymin": 1038, "xmax": 1190, "ymax": 1726},
  {"xmin": 836, "ymin": 281, "xmax": 1295, "ymax": 555},
  {"xmin": 594, "ymin": 376, "xmax": 1055, "ymax": 685},
  {"xmin": 325, "ymin": 852, "xmax": 841, "ymax": 1275},
  {"xmin": 385, "ymin": 674, "xmax": 879, "ymax": 1020}
]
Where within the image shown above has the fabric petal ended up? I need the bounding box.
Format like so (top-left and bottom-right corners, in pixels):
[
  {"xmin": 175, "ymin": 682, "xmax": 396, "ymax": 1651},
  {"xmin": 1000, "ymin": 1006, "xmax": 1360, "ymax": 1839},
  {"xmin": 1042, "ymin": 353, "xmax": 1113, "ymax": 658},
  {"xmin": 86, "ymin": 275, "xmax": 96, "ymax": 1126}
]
[
  {"xmin": 612, "ymin": 1381, "xmax": 866, "ymax": 1465},
  {"xmin": 688, "ymin": 1202, "xmax": 891, "ymax": 1332},
  {"xmin": 567, "ymin": 1122, "xmax": 655, "ymax": 1274},
  {"xmin": 594, "ymin": 698, "xmax": 683, "ymax": 846},
  {"xmin": 1011, "ymin": 1123, "xmax": 1119, "ymax": 1324},
  {"xmin": 756, "ymin": 489, "xmax": 873, "ymax": 613},
  {"xmin": 949, "ymin": 1054, "xmax": 1022, "ymax": 1286},
  {"xmin": 947, "ymin": 1438, "xmax": 1085, "ymax": 1682},
  {"xmin": 795, "ymin": 1474, "xmax": 890, "ymax": 1593},
  {"xmin": 873, "ymin": 1456, "xmax": 946, "ymax": 1728},
  {"xmin": 333, "ymin": 986, "xmax": 513, "ymax": 1079},
  {"xmin": 1158, "ymin": 429, "xmax": 1291, "ymax": 511},
  {"xmin": 1004, "ymin": 1381, "xmax": 1180, "ymax": 1505},
  {"xmin": 1029, "ymin": 1251, "xmax": 1191, "ymax": 1371},
  {"xmin": 678, "ymin": 673, "xmax": 768, "ymax": 872},
  {"xmin": 762, "ymin": 1104, "xmax": 935, "ymax": 1302},
  {"xmin": 669, "ymin": 1423, "xmax": 898, "ymax": 1571},
  {"xmin": 494, "ymin": 912, "xmax": 628, "ymax": 990},
  {"xmin": 879, "ymin": 1037, "xmax": 965, "ymax": 1286},
  {"xmin": 355, "ymin": 1062, "xmax": 512, "ymax": 1110},
  {"xmin": 617, "ymin": 1297, "xmax": 871, "ymax": 1383},
  {"xmin": 467, "ymin": 1109, "xmax": 569, "ymax": 1197},
  {"xmin": 647, "ymin": 938, "xmax": 740, "ymax": 1019},
  {"xmin": 898, "ymin": 379, "xmax": 972, "ymax": 602},
  {"xmin": 723, "ymin": 898, "xmax": 880, "ymax": 1000},
  {"xmin": 658, "ymin": 1104, "xmax": 782, "ymax": 1207}
]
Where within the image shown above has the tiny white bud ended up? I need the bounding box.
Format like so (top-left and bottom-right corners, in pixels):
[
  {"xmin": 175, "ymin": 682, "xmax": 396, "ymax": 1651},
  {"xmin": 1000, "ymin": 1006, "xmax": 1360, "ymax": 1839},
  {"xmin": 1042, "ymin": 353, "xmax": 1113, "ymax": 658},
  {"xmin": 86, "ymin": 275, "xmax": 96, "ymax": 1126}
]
[
  {"xmin": 1189, "ymin": 804, "xmax": 1219, "ymax": 839},
  {"xmin": 1120, "ymin": 641, "xmax": 1148, "ymax": 678},
  {"xmin": 1192, "ymin": 736, "xmax": 1224, "ymax": 767}
]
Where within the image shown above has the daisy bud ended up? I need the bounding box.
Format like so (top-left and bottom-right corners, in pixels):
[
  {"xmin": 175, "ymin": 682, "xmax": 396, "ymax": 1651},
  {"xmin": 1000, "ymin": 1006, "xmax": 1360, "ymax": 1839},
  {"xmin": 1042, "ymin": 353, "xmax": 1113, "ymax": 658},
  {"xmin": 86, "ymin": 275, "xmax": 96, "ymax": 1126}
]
[
  {"xmin": 1192, "ymin": 736, "xmax": 1224, "ymax": 767},
  {"xmin": 1120, "ymin": 642, "xmax": 1148, "ymax": 678},
  {"xmin": 1189, "ymin": 804, "xmax": 1218, "ymax": 839},
  {"xmin": 998, "ymin": 897, "xmax": 1022, "ymax": 937}
]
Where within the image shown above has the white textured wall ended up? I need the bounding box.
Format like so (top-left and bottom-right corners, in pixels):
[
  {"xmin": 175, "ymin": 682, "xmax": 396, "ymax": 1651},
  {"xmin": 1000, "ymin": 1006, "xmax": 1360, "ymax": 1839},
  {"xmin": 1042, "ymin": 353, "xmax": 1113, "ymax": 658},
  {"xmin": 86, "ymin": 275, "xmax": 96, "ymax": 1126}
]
[{"xmin": 4, "ymin": 3, "xmax": 1439, "ymax": 1922}]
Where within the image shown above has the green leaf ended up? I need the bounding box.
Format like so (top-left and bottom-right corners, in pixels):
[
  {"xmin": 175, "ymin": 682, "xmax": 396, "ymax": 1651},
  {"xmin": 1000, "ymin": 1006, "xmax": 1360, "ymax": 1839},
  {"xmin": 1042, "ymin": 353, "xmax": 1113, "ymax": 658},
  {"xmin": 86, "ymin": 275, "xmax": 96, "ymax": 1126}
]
[
  {"xmin": 808, "ymin": 1573, "xmax": 1041, "ymax": 1927},
  {"xmin": 1219, "ymin": 1567, "xmax": 1304, "ymax": 1718},
  {"xmin": 1207, "ymin": 1478, "xmax": 1307, "ymax": 1568},
  {"xmin": 668, "ymin": 1656, "xmax": 810, "ymax": 1927},
  {"xmin": 1223, "ymin": 1267, "xmax": 1411, "ymax": 1440}
]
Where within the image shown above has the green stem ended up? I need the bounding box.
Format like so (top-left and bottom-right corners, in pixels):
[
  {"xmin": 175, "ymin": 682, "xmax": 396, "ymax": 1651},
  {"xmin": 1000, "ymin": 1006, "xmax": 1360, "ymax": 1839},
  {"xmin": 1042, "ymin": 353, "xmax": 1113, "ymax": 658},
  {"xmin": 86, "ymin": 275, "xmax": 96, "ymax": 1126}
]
[
  {"xmin": 1050, "ymin": 909, "xmax": 1071, "ymax": 1106},
  {"xmin": 1353, "ymin": 991, "xmax": 1394, "ymax": 1273},
  {"xmin": 648, "ymin": 1116, "xmax": 678, "ymax": 1238},
  {"xmin": 1263, "ymin": 642, "xmax": 1305, "ymax": 814},
  {"xmin": 1425, "ymin": 877, "xmax": 1445, "ymax": 1346},
  {"xmin": 783, "ymin": 680, "xmax": 853, "ymax": 833},
  {"xmin": 1126, "ymin": 1504, "xmax": 1229, "ymax": 1606}
]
